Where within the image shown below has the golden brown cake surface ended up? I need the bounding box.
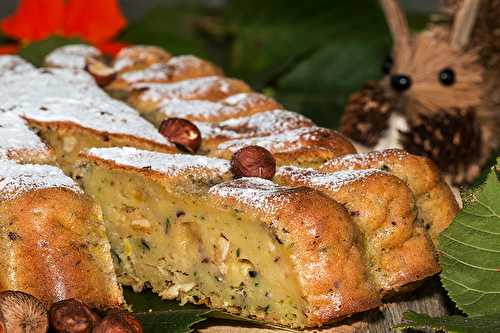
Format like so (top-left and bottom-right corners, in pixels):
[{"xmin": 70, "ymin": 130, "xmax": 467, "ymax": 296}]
[
  {"xmin": 274, "ymin": 166, "xmax": 440, "ymax": 294},
  {"xmin": 196, "ymin": 109, "xmax": 315, "ymax": 151},
  {"xmin": 320, "ymin": 149, "xmax": 459, "ymax": 242},
  {"xmin": 210, "ymin": 127, "xmax": 357, "ymax": 167},
  {"xmin": 128, "ymin": 76, "xmax": 252, "ymax": 113},
  {"xmin": 108, "ymin": 55, "xmax": 223, "ymax": 92},
  {"xmin": 0, "ymin": 160, "xmax": 124, "ymax": 309},
  {"xmin": 113, "ymin": 45, "xmax": 172, "ymax": 72},
  {"xmin": 148, "ymin": 92, "xmax": 281, "ymax": 125}
]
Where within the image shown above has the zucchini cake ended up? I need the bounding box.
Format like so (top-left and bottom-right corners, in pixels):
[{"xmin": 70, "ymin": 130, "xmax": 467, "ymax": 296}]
[
  {"xmin": 274, "ymin": 166, "xmax": 440, "ymax": 294},
  {"xmin": 0, "ymin": 159, "xmax": 124, "ymax": 309},
  {"xmin": 319, "ymin": 149, "xmax": 460, "ymax": 242},
  {"xmin": 148, "ymin": 93, "xmax": 282, "ymax": 125},
  {"xmin": 112, "ymin": 45, "xmax": 172, "ymax": 72},
  {"xmin": 77, "ymin": 147, "xmax": 381, "ymax": 328},
  {"xmin": 209, "ymin": 127, "xmax": 357, "ymax": 167},
  {"xmin": 44, "ymin": 44, "xmax": 103, "ymax": 70}
]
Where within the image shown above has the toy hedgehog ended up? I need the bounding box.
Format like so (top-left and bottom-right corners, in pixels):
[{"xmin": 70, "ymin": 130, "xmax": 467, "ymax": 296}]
[{"xmin": 341, "ymin": 0, "xmax": 500, "ymax": 184}]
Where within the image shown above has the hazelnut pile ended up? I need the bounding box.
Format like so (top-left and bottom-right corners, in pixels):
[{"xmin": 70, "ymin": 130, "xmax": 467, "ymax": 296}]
[{"xmin": 0, "ymin": 291, "xmax": 142, "ymax": 333}]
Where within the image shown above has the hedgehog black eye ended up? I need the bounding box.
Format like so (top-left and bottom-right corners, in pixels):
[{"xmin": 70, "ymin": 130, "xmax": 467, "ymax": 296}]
[
  {"xmin": 439, "ymin": 68, "xmax": 455, "ymax": 86},
  {"xmin": 382, "ymin": 56, "xmax": 393, "ymax": 75}
]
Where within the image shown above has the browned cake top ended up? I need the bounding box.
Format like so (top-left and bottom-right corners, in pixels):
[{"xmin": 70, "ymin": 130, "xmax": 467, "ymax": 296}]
[
  {"xmin": 113, "ymin": 45, "xmax": 172, "ymax": 72},
  {"xmin": 321, "ymin": 149, "xmax": 411, "ymax": 170},
  {"xmin": 83, "ymin": 147, "xmax": 230, "ymax": 181},
  {"xmin": 44, "ymin": 44, "xmax": 102, "ymax": 69},
  {"xmin": 196, "ymin": 109, "xmax": 315, "ymax": 141},
  {"xmin": 157, "ymin": 93, "xmax": 281, "ymax": 122},
  {"xmin": 131, "ymin": 76, "xmax": 252, "ymax": 103},
  {"xmin": 115, "ymin": 55, "xmax": 222, "ymax": 85},
  {"xmin": 0, "ymin": 159, "xmax": 82, "ymax": 201},
  {"xmin": 275, "ymin": 165, "xmax": 382, "ymax": 192},
  {"xmin": 213, "ymin": 127, "xmax": 355, "ymax": 155}
]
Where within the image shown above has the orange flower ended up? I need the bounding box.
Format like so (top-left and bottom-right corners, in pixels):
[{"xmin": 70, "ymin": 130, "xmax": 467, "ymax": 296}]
[
  {"xmin": 1, "ymin": 0, "xmax": 65, "ymax": 42},
  {"xmin": 0, "ymin": 44, "xmax": 20, "ymax": 55},
  {"xmin": 0, "ymin": 0, "xmax": 128, "ymax": 55},
  {"xmin": 63, "ymin": 0, "xmax": 127, "ymax": 44}
]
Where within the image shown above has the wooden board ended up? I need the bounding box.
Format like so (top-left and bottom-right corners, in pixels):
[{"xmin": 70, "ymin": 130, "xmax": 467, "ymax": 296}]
[{"xmin": 199, "ymin": 278, "xmax": 450, "ymax": 332}]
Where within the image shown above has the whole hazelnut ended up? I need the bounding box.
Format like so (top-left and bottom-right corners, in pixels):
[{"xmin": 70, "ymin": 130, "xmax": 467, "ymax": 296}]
[
  {"xmin": 49, "ymin": 299, "xmax": 100, "ymax": 333},
  {"xmin": 85, "ymin": 58, "xmax": 117, "ymax": 87},
  {"xmin": 230, "ymin": 145, "xmax": 276, "ymax": 180},
  {"xmin": 0, "ymin": 290, "xmax": 48, "ymax": 333},
  {"xmin": 92, "ymin": 310, "xmax": 142, "ymax": 333},
  {"xmin": 159, "ymin": 118, "xmax": 202, "ymax": 153}
]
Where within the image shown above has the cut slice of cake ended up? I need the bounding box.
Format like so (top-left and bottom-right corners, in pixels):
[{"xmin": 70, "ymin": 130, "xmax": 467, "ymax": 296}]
[
  {"xmin": 195, "ymin": 109, "xmax": 316, "ymax": 152},
  {"xmin": 113, "ymin": 45, "xmax": 172, "ymax": 72},
  {"xmin": 0, "ymin": 110, "xmax": 54, "ymax": 164},
  {"xmin": 209, "ymin": 127, "xmax": 357, "ymax": 167},
  {"xmin": 274, "ymin": 166, "xmax": 440, "ymax": 294},
  {"xmin": 148, "ymin": 93, "xmax": 282, "ymax": 125},
  {"xmin": 15, "ymin": 98, "xmax": 176, "ymax": 175},
  {"xmin": 107, "ymin": 55, "xmax": 223, "ymax": 95},
  {"xmin": 0, "ymin": 159, "xmax": 124, "ymax": 309},
  {"xmin": 319, "ymin": 149, "xmax": 459, "ymax": 243},
  {"xmin": 76, "ymin": 147, "xmax": 380, "ymax": 328},
  {"xmin": 128, "ymin": 76, "xmax": 252, "ymax": 114},
  {"xmin": 44, "ymin": 44, "xmax": 103, "ymax": 70}
]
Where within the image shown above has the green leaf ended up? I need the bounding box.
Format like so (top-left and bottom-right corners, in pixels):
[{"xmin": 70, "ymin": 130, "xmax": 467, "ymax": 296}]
[
  {"xmin": 124, "ymin": 288, "xmax": 211, "ymax": 333},
  {"xmin": 394, "ymin": 311, "xmax": 500, "ymax": 333},
  {"xmin": 18, "ymin": 36, "xmax": 84, "ymax": 67},
  {"xmin": 438, "ymin": 167, "xmax": 500, "ymax": 317}
]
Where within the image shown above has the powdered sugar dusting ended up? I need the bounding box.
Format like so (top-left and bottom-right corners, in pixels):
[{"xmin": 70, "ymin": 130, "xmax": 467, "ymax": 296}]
[
  {"xmin": 133, "ymin": 76, "xmax": 248, "ymax": 103},
  {"xmin": 215, "ymin": 127, "xmax": 339, "ymax": 153},
  {"xmin": 113, "ymin": 45, "xmax": 171, "ymax": 72},
  {"xmin": 86, "ymin": 147, "xmax": 230, "ymax": 177},
  {"xmin": 322, "ymin": 149, "xmax": 409, "ymax": 170},
  {"xmin": 119, "ymin": 55, "xmax": 218, "ymax": 84},
  {"xmin": 0, "ymin": 159, "xmax": 82, "ymax": 201},
  {"xmin": 0, "ymin": 55, "xmax": 35, "ymax": 75},
  {"xmin": 196, "ymin": 109, "xmax": 314, "ymax": 140},
  {"xmin": 157, "ymin": 93, "xmax": 279, "ymax": 122},
  {"xmin": 0, "ymin": 111, "xmax": 52, "ymax": 162},
  {"xmin": 17, "ymin": 97, "xmax": 172, "ymax": 145},
  {"xmin": 45, "ymin": 44, "xmax": 102, "ymax": 69},
  {"xmin": 276, "ymin": 166, "xmax": 381, "ymax": 192},
  {"xmin": 208, "ymin": 177, "xmax": 293, "ymax": 215}
]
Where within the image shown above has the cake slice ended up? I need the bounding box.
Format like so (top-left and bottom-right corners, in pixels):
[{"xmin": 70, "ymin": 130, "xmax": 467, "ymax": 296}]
[
  {"xmin": 0, "ymin": 159, "xmax": 124, "ymax": 309},
  {"xmin": 113, "ymin": 45, "xmax": 172, "ymax": 72},
  {"xmin": 0, "ymin": 111, "xmax": 54, "ymax": 164},
  {"xmin": 15, "ymin": 98, "xmax": 176, "ymax": 175},
  {"xmin": 44, "ymin": 44, "xmax": 103, "ymax": 69},
  {"xmin": 76, "ymin": 147, "xmax": 380, "ymax": 328},
  {"xmin": 209, "ymin": 127, "xmax": 357, "ymax": 167},
  {"xmin": 147, "ymin": 93, "xmax": 282, "ymax": 125},
  {"xmin": 274, "ymin": 166, "xmax": 440, "ymax": 294},
  {"xmin": 196, "ymin": 109, "xmax": 316, "ymax": 152},
  {"xmin": 319, "ymin": 149, "xmax": 459, "ymax": 242},
  {"xmin": 107, "ymin": 55, "xmax": 223, "ymax": 95},
  {"xmin": 128, "ymin": 76, "xmax": 252, "ymax": 113}
]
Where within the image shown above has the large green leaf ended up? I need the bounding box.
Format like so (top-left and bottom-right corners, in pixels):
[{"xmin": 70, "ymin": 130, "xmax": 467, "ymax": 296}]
[
  {"xmin": 395, "ymin": 311, "xmax": 500, "ymax": 333},
  {"xmin": 438, "ymin": 167, "xmax": 500, "ymax": 317}
]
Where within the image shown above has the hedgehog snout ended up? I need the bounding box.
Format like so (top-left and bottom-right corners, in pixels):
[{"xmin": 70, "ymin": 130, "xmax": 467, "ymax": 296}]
[{"xmin": 390, "ymin": 74, "xmax": 412, "ymax": 92}]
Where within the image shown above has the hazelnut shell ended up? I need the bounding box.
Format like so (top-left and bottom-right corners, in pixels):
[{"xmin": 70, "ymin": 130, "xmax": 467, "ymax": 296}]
[
  {"xmin": 0, "ymin": 290, "xmax": 48, "ymax": 333},
  {"xmin": 49, "ymin": 299, "xmax": 100, "ymax": 333},
  {"xmin": 230, "ymin": 145, "xmax": 276, "ymax": 180},
  {"xmin": 92, "ymin": 310, "xmax": 142, "ymax": 333},
  {"xmin": 159, "ymin": 118, "xmax": 202, "ymax": 153}
]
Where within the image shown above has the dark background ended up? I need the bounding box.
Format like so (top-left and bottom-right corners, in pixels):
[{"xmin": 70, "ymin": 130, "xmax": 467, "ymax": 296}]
[{"xmin": 0, "ymin": 0, "xmax": 437, "ymax": 129}]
